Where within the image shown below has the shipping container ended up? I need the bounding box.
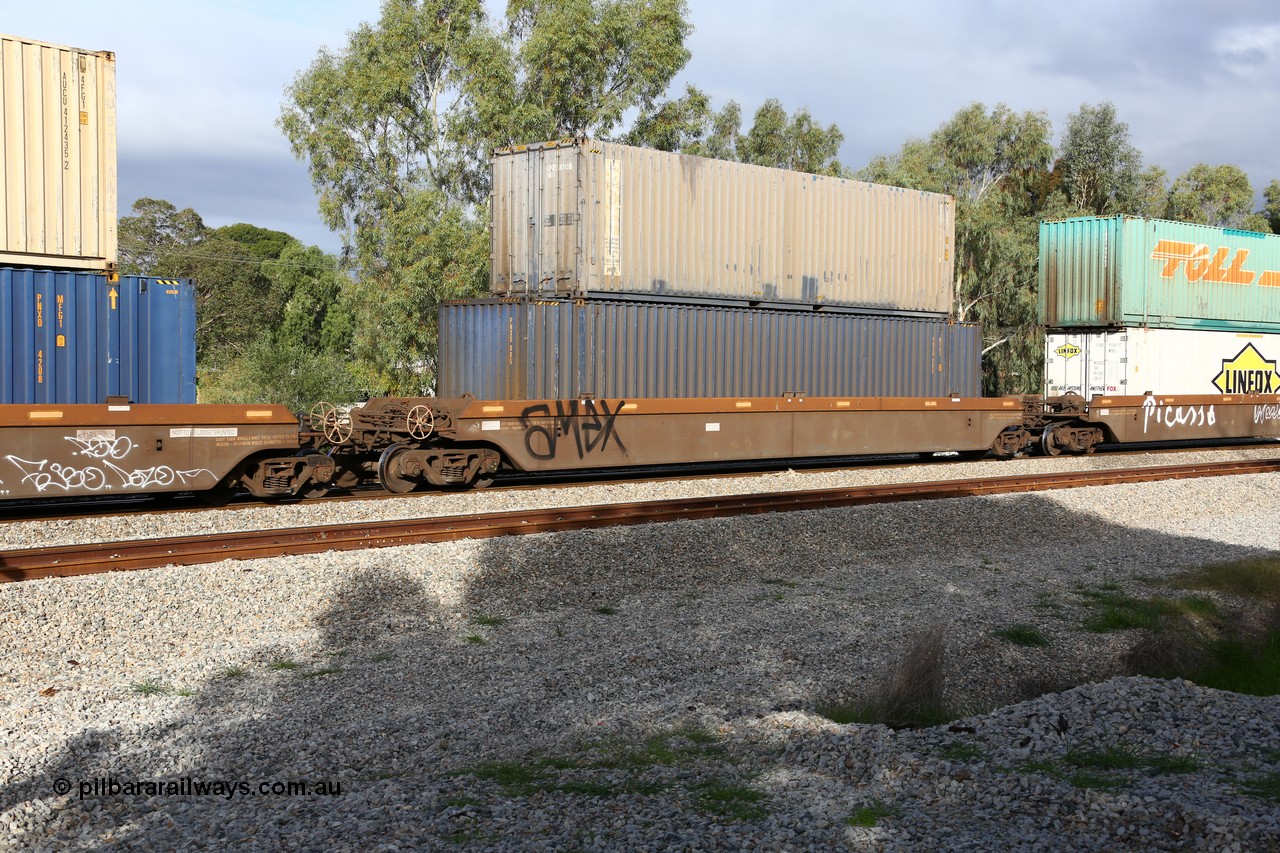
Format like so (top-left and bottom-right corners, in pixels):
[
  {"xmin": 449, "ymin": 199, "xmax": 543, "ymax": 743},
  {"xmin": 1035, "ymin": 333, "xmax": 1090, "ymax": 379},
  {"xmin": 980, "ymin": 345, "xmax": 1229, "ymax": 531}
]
[
  {"xmin": 0, "ymin": 267, "xmax": 195, "ymax": 404},
  {"xmin": 0, "ymin": 33, "xmax": 117, "ymax": 272},
  {"xmin": 491, "ymin": 138, "xmax": 955, "ymax": 314},
  {"xmin": 1044, "ymin": 327, "xmax": 1280, "ymax": 398},
  {"xmin": 438, "ymin": 297, "xmax": 979, "ymax": 401},
  {"xmin": 1039, "ymin": 215, "xmax": 1280, "ymax": 332}
]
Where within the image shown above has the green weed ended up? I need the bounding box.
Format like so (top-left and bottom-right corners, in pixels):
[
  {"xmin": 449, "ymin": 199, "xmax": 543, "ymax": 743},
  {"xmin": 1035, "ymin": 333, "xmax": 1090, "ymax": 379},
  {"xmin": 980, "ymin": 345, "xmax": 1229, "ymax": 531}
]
[
  {"xmin": 847, "ymin": 801, "xmax": 900, "ymax": 827},
  {"xmin": 994, "ymin": 624, "xmax": 1049, "ymax": 647},
  {"xmin": 129, "ymin": 679, "xmax": 169, "ymax": 696}
]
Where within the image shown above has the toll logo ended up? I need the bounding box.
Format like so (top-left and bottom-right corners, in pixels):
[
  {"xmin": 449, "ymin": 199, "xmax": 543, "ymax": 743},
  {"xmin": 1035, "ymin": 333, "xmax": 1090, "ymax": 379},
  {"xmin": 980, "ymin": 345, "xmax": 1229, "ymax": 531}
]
[
  {"xmin": 1151, "ymin": 240, "xmax": 1280, "ymax": 287},
  {"xmin": 1054, "ymin": 343, "xmax": 1081, "ymax": 359},
  {"xmin": 1212, "ymin": 343, "xmax": 1280, "ymax": 394}
]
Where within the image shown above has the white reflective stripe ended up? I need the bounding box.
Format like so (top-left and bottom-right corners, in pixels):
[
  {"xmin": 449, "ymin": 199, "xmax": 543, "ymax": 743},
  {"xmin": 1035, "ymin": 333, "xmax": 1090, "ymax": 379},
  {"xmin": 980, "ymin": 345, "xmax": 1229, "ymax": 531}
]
[
  {"xmin": 481, "ymin": 420, "xmax": 501, "ymax": 431},
  {"xmin": 705, "ymin": 422, "xmax": 720, "ymax": 432}
]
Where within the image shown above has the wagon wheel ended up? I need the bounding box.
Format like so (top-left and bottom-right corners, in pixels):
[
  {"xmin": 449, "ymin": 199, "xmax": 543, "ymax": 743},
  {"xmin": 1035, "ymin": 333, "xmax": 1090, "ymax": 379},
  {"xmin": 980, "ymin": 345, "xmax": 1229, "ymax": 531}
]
[
  {"xmin": 377, "ymin": 443, "xmax": 419, "ymax": 494},
  {"xmin": 1040, "ymin": 428, "xmax": 1064, "ymax": 457},
  {"xmin": 309, "ymin": 402, "xmax": 353, "ymax": 445},
  {"xmin": 406, "ymin": 404, "xmax": 435, "ymax": 440}
]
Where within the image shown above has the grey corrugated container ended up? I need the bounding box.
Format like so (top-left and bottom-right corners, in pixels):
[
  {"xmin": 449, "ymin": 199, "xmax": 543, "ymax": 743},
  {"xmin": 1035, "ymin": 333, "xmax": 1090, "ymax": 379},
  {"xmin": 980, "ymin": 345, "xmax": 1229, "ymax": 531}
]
[
  {"xmin": 0, "ymin": 33, "xmax": 117, "ymax": 272},
  {"xmin": 438, "ymin": 298, "xmax": 979, "ymax": 400},
  {"xmin": 491, "ymin": 138, "xmax": 955, "ymax": 314}
]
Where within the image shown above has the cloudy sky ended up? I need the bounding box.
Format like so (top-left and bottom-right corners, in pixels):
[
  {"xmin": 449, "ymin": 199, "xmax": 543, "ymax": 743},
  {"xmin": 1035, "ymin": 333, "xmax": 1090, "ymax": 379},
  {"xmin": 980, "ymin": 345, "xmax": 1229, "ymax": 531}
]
[{"xmin": 6, "ymin": 1, "xmax": 1279, "ymax": 255}]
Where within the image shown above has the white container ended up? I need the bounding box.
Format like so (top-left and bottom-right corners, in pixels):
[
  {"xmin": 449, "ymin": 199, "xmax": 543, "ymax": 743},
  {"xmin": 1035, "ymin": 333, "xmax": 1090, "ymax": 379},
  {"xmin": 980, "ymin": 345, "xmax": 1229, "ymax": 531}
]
[
  {"xmin": 0, "ymin": 33, "xmax": 117, "ymax": 271},
  {"xmin": 1044, "ymin": 328, "xmax": 1280, "ymax": 398},
  {"xmin": 491, "ymin": 138, "xmax": 955, "ymax": 314}
]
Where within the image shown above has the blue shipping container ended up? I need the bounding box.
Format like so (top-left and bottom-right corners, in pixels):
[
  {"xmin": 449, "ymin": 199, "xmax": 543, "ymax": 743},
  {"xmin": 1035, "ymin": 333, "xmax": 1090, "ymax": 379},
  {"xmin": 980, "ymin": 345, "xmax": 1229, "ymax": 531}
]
[
  {"xmin": 0, "ymin": 267, "xmax": 196, "ymax": 404},
  {"xmin": 438, "ymin": 298, "xmax": 981, "ymax": 400}
]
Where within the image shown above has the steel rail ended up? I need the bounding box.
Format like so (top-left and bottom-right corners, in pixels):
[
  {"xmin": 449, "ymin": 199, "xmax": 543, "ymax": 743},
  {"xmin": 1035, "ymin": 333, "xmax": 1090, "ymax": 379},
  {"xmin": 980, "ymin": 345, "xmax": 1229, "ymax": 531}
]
[{"xmin": 4, "ymin": 458, "xmax": 1278, "ymax": 582}]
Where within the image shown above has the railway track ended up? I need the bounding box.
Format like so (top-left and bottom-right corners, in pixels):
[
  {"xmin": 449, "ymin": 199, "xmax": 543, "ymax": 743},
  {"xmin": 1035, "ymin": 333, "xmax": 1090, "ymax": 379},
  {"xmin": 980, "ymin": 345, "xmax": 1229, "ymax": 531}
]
[{"xmin": 5, "ymin": 457, "xmax": 1278, "ymax": 583}]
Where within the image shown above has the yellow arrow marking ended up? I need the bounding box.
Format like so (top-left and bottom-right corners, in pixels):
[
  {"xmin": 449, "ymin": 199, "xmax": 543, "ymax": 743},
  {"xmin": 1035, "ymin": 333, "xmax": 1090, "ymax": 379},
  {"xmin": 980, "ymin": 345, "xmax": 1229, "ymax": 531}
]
[{"xmin": 108, "ymin": 287, "xmax": 118, "ymax": 309}]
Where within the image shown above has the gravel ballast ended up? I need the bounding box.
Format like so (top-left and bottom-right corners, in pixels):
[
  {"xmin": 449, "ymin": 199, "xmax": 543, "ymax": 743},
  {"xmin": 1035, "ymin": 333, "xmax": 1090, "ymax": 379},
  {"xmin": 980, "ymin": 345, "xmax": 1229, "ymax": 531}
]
[{"xmin": 2, "ymin": 458, "xmax": 1279, "ymax": 850}]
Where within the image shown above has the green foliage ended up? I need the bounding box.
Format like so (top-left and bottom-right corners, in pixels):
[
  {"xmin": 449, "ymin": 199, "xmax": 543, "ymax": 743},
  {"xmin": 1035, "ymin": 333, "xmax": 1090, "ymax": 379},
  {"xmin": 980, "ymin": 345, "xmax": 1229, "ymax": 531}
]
[
  {"xmin": 1165, "ymin": 163, "xmax": 1257, "ymax": 228},
  {"xmin": 117, "ymin": 199, "xmax": 357, "ymax": 409},
  {"xmin": 1240, "ymin": 771, "xmax": 1280, "ymax": 803},
  {"xmin": 628, "ymin": 89, "xmax": 845, "ymax": 175},
  {"xmin": 847, "ymin": 801, "xmax": 900, "ymax": 827},
  {"xmin": 1264, "ymin": 179, "xmax": 1280, "ymax": 234},
  {"xmin": 1175, "ymin": 557, "xmax": 1280, "ymax": 603},
  {"xmin": 993, "ymin": 624, "xmax": 1050, "ymax": 647},
  {"xmin": 1075, "ymin": 586, "xmax": 1217, "ymax": 633},
  {"xmin": 1057, "ymin": 102, "xmax": 1163, "ymax": 216},
  {"xmin": 283, "ymin": 1, "xmax": 693, "ymax": 390}
]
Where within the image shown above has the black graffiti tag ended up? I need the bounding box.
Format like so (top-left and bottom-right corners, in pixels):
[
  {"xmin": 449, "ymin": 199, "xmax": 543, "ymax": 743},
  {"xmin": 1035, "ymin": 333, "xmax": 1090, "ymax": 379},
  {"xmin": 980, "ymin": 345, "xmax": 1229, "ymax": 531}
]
[{"xmin": 520, "ymin": 399, "xmax": 628, "ymax": 460}]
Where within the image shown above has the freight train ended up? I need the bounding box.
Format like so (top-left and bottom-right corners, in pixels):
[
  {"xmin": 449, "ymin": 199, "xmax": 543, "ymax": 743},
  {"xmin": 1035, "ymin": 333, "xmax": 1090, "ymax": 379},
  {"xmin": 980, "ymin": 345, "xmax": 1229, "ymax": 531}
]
[{"xmin": 2, "ymin": 390, "xmax": 1279, "ymax": 503}]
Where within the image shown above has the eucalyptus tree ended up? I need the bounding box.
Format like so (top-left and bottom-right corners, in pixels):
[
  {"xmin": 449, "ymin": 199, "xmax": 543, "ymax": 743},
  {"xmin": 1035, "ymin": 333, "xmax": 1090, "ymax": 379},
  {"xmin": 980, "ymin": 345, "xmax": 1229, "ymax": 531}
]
[
  {"xmin": 1164, "ymin": 163, "xmax": 1259, "ymax": 230},
  {"xmin": 281, "ymin": 0, "xmax": 693, "ymax": 393},
  {"xmin": 1056, "ymin": 102, "xmax": 1165, "ymax": 217},
  {"xmin": 1264, "ymin": 179, "xmax": 1280, "ymax": 234}
]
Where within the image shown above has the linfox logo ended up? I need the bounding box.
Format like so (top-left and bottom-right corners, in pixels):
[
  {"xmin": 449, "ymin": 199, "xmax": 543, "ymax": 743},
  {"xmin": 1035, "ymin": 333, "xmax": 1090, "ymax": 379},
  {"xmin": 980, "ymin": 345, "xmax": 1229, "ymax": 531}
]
[
  {"xmin": 1151, "ymin": 240, "xmax": 1280, "ymax": 287},
  {"xmin": 1054, "ymin": 343, "xmax": 1081, "ymax": 359},
  {"xmin": 1213, "ymin": 343, "xmax": 1280, "ymax": 394}
]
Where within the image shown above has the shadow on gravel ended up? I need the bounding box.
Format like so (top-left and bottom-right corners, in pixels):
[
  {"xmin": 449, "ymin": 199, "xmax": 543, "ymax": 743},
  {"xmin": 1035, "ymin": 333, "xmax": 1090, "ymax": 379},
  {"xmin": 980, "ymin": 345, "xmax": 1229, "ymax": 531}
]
[{"xmin": 3, "ymin": 489, "xmax": 1277, "ymax": 848}]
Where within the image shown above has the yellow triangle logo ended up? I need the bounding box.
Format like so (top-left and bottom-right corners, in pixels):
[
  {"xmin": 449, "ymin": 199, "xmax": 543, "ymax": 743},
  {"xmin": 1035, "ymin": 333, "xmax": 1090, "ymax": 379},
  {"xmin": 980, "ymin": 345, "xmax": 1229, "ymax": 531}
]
[{"xmin": 1212, "ymin": 343, "xmax": 1280, "ymax": 393}]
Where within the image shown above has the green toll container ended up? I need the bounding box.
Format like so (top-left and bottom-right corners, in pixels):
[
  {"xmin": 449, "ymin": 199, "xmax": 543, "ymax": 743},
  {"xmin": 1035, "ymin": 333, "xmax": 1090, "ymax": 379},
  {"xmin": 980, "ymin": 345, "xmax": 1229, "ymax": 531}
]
[{"xmin": 1039, "ymin": 215, "xmax": 1280, "ymax": 332}]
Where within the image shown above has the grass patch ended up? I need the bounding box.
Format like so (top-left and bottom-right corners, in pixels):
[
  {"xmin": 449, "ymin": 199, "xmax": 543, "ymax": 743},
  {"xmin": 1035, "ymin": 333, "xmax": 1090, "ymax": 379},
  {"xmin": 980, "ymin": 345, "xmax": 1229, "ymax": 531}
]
[
  {"xmin": 1019, "ymin": 741, "xmax": 1199, "ymax": 790},
  {"xmin": 129, "ymin": 679, "xmax": 169, "ymax": 696},
  {"xmin": 173, "ymin": 686, "xmax": 196, "ymax": 697},
  {"xmin": 457, "ymin": 726, "xmax": 751, "ymax": 810},
  {"xmin": 464, "ymin": 634, "xmax": 487, "ymax": 645},
  {"xmin": 216, "ymin": 666, "xmax": 247, "ymax": 679},
  {"xmin": 993, "ymin": 624, "xmax": 1049, "ymax": 647},
  {"xmin": 1239, "ymin": 771, "xmax": 1280, "ymax": 803},
  {"xmin": 847, "ymin": 801, "xmax": 900, "ymax": 827},
  {"xmin": 1176, "ymin": 557, "xmax": 1280, "ymax": 603},
  {"xmin": 1076, "ymin": 585, "xmax": 1218, "ymax": 633},
  {"xmin": 695, "ymin": 780, "xmax": 766, "ymax": 820},
  {"xmin": 942, "ymin": 742, "xmax": 989, "ymax": 761},
  {"xmin": 593, "ymin": 606, "xmax": 618, "ymax": 615},
  {"xmin": 470, "ymin": 614, "xmax": 507, "ymax": 626},
  {"xmin": 1182, "ymin": 632, "xmax": 1280, "ymax": 695},
  {"xmin": 267, "ymin": 660, "xmax": 302, "ymax": 671},
  {"xmin": 370, "ymin": 652, "xmax": 394, "ymax": 663}
]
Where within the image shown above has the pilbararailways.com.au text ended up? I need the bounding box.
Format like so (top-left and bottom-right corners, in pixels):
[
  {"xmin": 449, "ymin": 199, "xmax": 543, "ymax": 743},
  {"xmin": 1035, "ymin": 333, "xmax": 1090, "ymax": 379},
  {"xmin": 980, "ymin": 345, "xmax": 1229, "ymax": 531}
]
[{"xmin": 54, "ymin": 776, "xmax": 342, "ymax": 800}]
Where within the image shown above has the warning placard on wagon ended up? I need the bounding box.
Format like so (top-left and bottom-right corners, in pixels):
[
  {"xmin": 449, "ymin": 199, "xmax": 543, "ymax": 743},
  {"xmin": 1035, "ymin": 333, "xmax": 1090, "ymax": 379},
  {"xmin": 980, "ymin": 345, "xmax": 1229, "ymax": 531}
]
[{"xmin": 169, "ymin": 427, "xmax": 239, "ymax": 438}]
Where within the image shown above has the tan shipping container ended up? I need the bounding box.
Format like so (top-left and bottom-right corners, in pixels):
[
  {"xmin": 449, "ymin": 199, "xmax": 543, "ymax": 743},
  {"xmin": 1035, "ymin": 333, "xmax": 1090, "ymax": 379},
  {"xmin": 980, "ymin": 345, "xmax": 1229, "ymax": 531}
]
[
  {"xmin": 491, "ymin": 138, "xmax": 954, "ymax": 314},
  {"xmin": 0, "ymin": 33, "xmax": 117, "ymax": 271}
]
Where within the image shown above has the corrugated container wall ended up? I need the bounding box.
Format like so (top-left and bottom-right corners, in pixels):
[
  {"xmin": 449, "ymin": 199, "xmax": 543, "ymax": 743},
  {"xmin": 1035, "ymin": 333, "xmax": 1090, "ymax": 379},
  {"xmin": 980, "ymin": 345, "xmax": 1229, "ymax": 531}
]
[
  {"xmin": 1, "ymin": 267, "xmax": 195, "ymax": 404},
  {"xmin": 0, "ymin": 33, "xmax": 117, "ymax": 271},
  {"xmin": 1045, "ymin": 327, "xmax": 1280, "ymax": 398},
  {"xmin": 1039, "ymin": 216, "xmax": 1280, "ymax": 332},
  {"xmin": 438, "ymin": 298, "xmax": 980, "ymax": 401},
  {"xmin": 491, "ymin": 139, "xmax": 955, "ymax": 315}
]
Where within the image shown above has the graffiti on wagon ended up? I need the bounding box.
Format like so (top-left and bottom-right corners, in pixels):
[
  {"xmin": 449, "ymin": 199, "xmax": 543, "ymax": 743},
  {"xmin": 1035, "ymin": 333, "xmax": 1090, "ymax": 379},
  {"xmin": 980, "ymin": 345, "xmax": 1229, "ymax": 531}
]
[
  {"xmin": 1141, "ymin": 396, "xmax": 1216, "ymax": 435},
  {"xmin": 519, "ymin": 399, "xmax": 628, "ymax": 461},
  {"xmin": 3, "ymin": 433, "xmax": 213, "ymax": 494}
]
